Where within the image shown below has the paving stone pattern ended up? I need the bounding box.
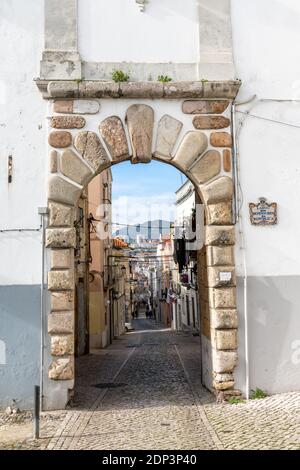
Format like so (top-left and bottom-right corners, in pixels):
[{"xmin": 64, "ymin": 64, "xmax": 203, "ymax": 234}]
[{"xmin": 46, "ymin": 319, "xmax": 300, "ymax": 450}]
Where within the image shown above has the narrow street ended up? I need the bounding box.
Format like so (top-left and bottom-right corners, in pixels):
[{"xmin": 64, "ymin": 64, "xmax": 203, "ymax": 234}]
[
  {"xmin": 47, "ymin": 316, "xmax": 220, "ymax": 450},
  {"xmin": 43, "ymin": 317, "xmax": 300, "ymax": 451}
]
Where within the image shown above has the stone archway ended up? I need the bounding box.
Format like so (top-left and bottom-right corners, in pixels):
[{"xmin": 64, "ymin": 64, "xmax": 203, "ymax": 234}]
[{"xmin": 43, "ymin": 80, "xmax": 240, "ymax": 408}]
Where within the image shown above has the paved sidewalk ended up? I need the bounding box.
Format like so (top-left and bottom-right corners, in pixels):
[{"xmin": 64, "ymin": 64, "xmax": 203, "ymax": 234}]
[{"xmin": 44, "ymin": 319, "xmax": 300, "ymax": 450}]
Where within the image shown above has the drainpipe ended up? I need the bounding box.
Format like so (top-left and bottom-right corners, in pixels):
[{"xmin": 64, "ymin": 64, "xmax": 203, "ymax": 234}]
[
  {"xmin": 231, "ymin": 94, "xmax": 256, "ymax": 401},
  {"xmin": 38, "ymin": 207, "xmax": 48, "ymax": 410}
]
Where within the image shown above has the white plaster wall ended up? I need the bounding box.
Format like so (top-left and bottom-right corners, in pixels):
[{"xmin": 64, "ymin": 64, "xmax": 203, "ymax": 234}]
[
  {"xmin": 0, "ymin": 0, "xmax": 46, "ymax": 285},
  {"xmin": 231, "ymin": 0, "xmax": 300, "ymax": 281},
  {"xmin": 78, "ymin": 0, "xmax": 199, "ymax": 63},
  {"xmin": 231, "ymin": 0, "xmax": 300, "ymax": 394}
]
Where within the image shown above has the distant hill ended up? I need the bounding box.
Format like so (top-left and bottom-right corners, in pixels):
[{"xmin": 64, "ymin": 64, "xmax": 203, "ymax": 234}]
[{"xmin": 114, "ymin": 219, "xmax": 172, "ymax": 241}]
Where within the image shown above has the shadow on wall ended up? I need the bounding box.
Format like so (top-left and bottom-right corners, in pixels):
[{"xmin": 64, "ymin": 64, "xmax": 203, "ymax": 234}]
[{"xmin": 236, "ymin": 275, "xmax": 300, "ymax": 395}]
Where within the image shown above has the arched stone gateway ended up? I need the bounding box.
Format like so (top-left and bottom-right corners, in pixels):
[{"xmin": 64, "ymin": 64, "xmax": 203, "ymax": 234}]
[{"xmin": 42, "ymin": 80, "xmax": 241, "ymax": 408}]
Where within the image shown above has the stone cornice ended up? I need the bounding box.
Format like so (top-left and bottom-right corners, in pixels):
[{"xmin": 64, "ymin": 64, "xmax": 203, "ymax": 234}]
[{"xmin": 35, "ymin": 80, "xmax": 241, "ymax": 100}]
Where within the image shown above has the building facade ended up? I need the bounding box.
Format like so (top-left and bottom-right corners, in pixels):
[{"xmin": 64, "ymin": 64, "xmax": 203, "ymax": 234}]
[
  {"xmin": 172, "ymin": 180, "xmax": 200, "ymax": 333},
  {"xmin": 1, "ymin": 0, "xmax": 300, "ymax": 409},
  {"xmin": 88, "ymin": 169, "xmax": 113, "ymax": 349}
]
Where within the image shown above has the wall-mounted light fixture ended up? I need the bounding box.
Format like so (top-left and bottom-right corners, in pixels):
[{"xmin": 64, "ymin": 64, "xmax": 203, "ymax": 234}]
[{"xmin": 8, "ymin": 155, "xmax": 12, "ymax": 183}]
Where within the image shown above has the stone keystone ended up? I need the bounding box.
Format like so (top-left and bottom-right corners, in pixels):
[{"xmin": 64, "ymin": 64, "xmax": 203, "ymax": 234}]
[
  {"xmin": 154, "ymin": 114, "xmax": 183, "ymax": 160},
  {"xmin": 125, "ymin": 104, "xmax": 154, "ymax": 163},
  {"xmin": 99, "ymin": 116, "xmax": 129, "ymax": 162},
  {"xmin": 173, "ymin": 131, "xmax": 208, "ymax": 170},
  {"xmin": 74, "ymin": 131, "xmax": 110, "ymax": 172}
]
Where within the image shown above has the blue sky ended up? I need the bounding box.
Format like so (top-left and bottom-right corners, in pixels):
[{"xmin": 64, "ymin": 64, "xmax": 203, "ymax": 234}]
[{"xmin": 111, "ymin": 161, "xmax": 186, "ymax": 226}]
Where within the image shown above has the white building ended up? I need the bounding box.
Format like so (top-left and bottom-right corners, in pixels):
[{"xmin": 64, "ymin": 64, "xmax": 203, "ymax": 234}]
[
  {"xmin": 1, "ymin": 0, "xmax": 300, "ymax": 409},
  {"xmin": 172, "ymin": 180, "xmax": 200, "ymax": 332}
]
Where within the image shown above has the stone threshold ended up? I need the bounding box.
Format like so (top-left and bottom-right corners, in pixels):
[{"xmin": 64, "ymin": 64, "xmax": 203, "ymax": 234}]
[{"xmin": 35, "ymin": 79, "xmax": 241, "ymax": 100}]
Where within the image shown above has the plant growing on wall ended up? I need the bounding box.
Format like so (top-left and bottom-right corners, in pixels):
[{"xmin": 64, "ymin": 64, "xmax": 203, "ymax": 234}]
[
  {"xmin": 157, "ymin": 75, "xmax": 172, "ymax": 83},
  {"xmin": 250, "ymin": 388, "xmax": 268, "ymax": 399},
  {"xmin": 111, "ymin": 70, "xmax": 130, "ymax": 83}
]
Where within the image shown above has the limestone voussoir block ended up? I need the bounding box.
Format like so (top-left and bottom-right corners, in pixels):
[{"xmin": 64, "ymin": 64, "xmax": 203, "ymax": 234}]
[
  {"xmin": 209, "ymin": 287, "xmax": 236, "ymax": 309},
  {"xmin": 193, "ymin": 116, "xmax": 230, "ymax": 130},
  {"xmin": 126, "ymin": 104, "xmax": 154, "ymax": 164},
  {"xmin": 210, "ymin": 132, "xmax": 232, "ymax": 148},
  {"xmin": 50, "ymin": 291, "xmax": 74, "ymax": 311},
  {"xmin": 49, "ymin": 357, "xmax": 74, "ymax": 380},
  {"xmin": 49, "ymin": 150, "xmax": 58, "ymax": 173},
  {"xmin": 49, "ymin": 201, "xmax": 75, "ymax": 227},
  {"xmin": 51, "ymin": 116, "xmax": 86, "ymax": 129},
  {"xmin": 74, "ymin": 131, "xmax": 110, "ymax": 172},
  {"xmin": 223, "ymin": 149, "xmax": 231, "ymax": 172},
  {"xmin": 51, "ymin": 334, "xmax": 74, "ymax": 356},
  {"xmin": 50, "ymin": 249, "xmax": 72, "ymax": 269},
  {"xmin": 48, "ymin": 312, "xmax": 74, "ymax": 334},
  {"xmin": 60, "ymin": 149, "xmax": 94, "ymax": 186},
  {"xmin": 173, "ymin": 131, "xmax": 208, "ymax": 170},
  {"xmin": 45, "ymin": 228, "xmax": 76, "ymax": 248},
  {"xmin": 189, "ymin": 150, "xmax": 221, "ymax": 184},
  {"xmin": 212, "ymin": 328, "xmax": 238, "ymax": 350},
  {"xmin": 207, "ymin": 201, "xmax": 232, "ymax": 225},
  {"xmin": 201, "ymin": 176, "xmax": 233, "ymax": 204},
  {"xmin": 54, "ymin": 100, "xmax": 100, "ymax": 115},
  {"xmin": 48, "ymin": 131, "xmax": 72, "ymax": 148},
  {"xmin": 182, "ymin": 100, "xmax": 230, "ymax": 115},
  {"xmin": 154, "ymin": 114, "xmax": 183, "ymax": 160},
  {"xmin": 213, "ymin": 380, "xmax": 235, "ymax": 391},
  {"xmin": 213, "ymin": 372, "xmax": 234, "ymax": 383},
  {"xmin": 207, "ymin": 246, "xmax": 235, "ymax": 266},
  {"xmin": 207, "ymin": 266, "xmax": 236, "ymax": 288},
  {"xmin": 48, "ymin": 269, "xmax": 75, "ymax": 291},
  {"xmin": 99, "ymin": 116, "xmax": 129, "ymax": 161},
  {"xmin": 212, "ymin": 350, "xmax": 238, "ymax": 373},
  {"xmin": 48, "ymin": 174, "xmax": 82, "ymax": 206},
  {"xmin": 205, "ymin": 225, "xmax": 235, "ymax": 246},
  {"xmin": 210, "ymin": 309, "xmax": 238, "ymax": 329}
]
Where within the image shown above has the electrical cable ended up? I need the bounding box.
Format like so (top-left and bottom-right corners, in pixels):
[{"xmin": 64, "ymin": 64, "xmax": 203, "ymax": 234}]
[
  {"xmin": 0, "ymin": 226, "xmax": 42, "ymax": 233},
  {"xmin": 236, "ymin": 110, "xmax": 300, "ymax": 129}
]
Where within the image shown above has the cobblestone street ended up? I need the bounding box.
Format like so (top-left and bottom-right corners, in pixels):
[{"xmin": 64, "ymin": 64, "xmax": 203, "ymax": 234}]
[{"xmin": 43, "ymin": 318, "xmax": 300, "ymax": 451}]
